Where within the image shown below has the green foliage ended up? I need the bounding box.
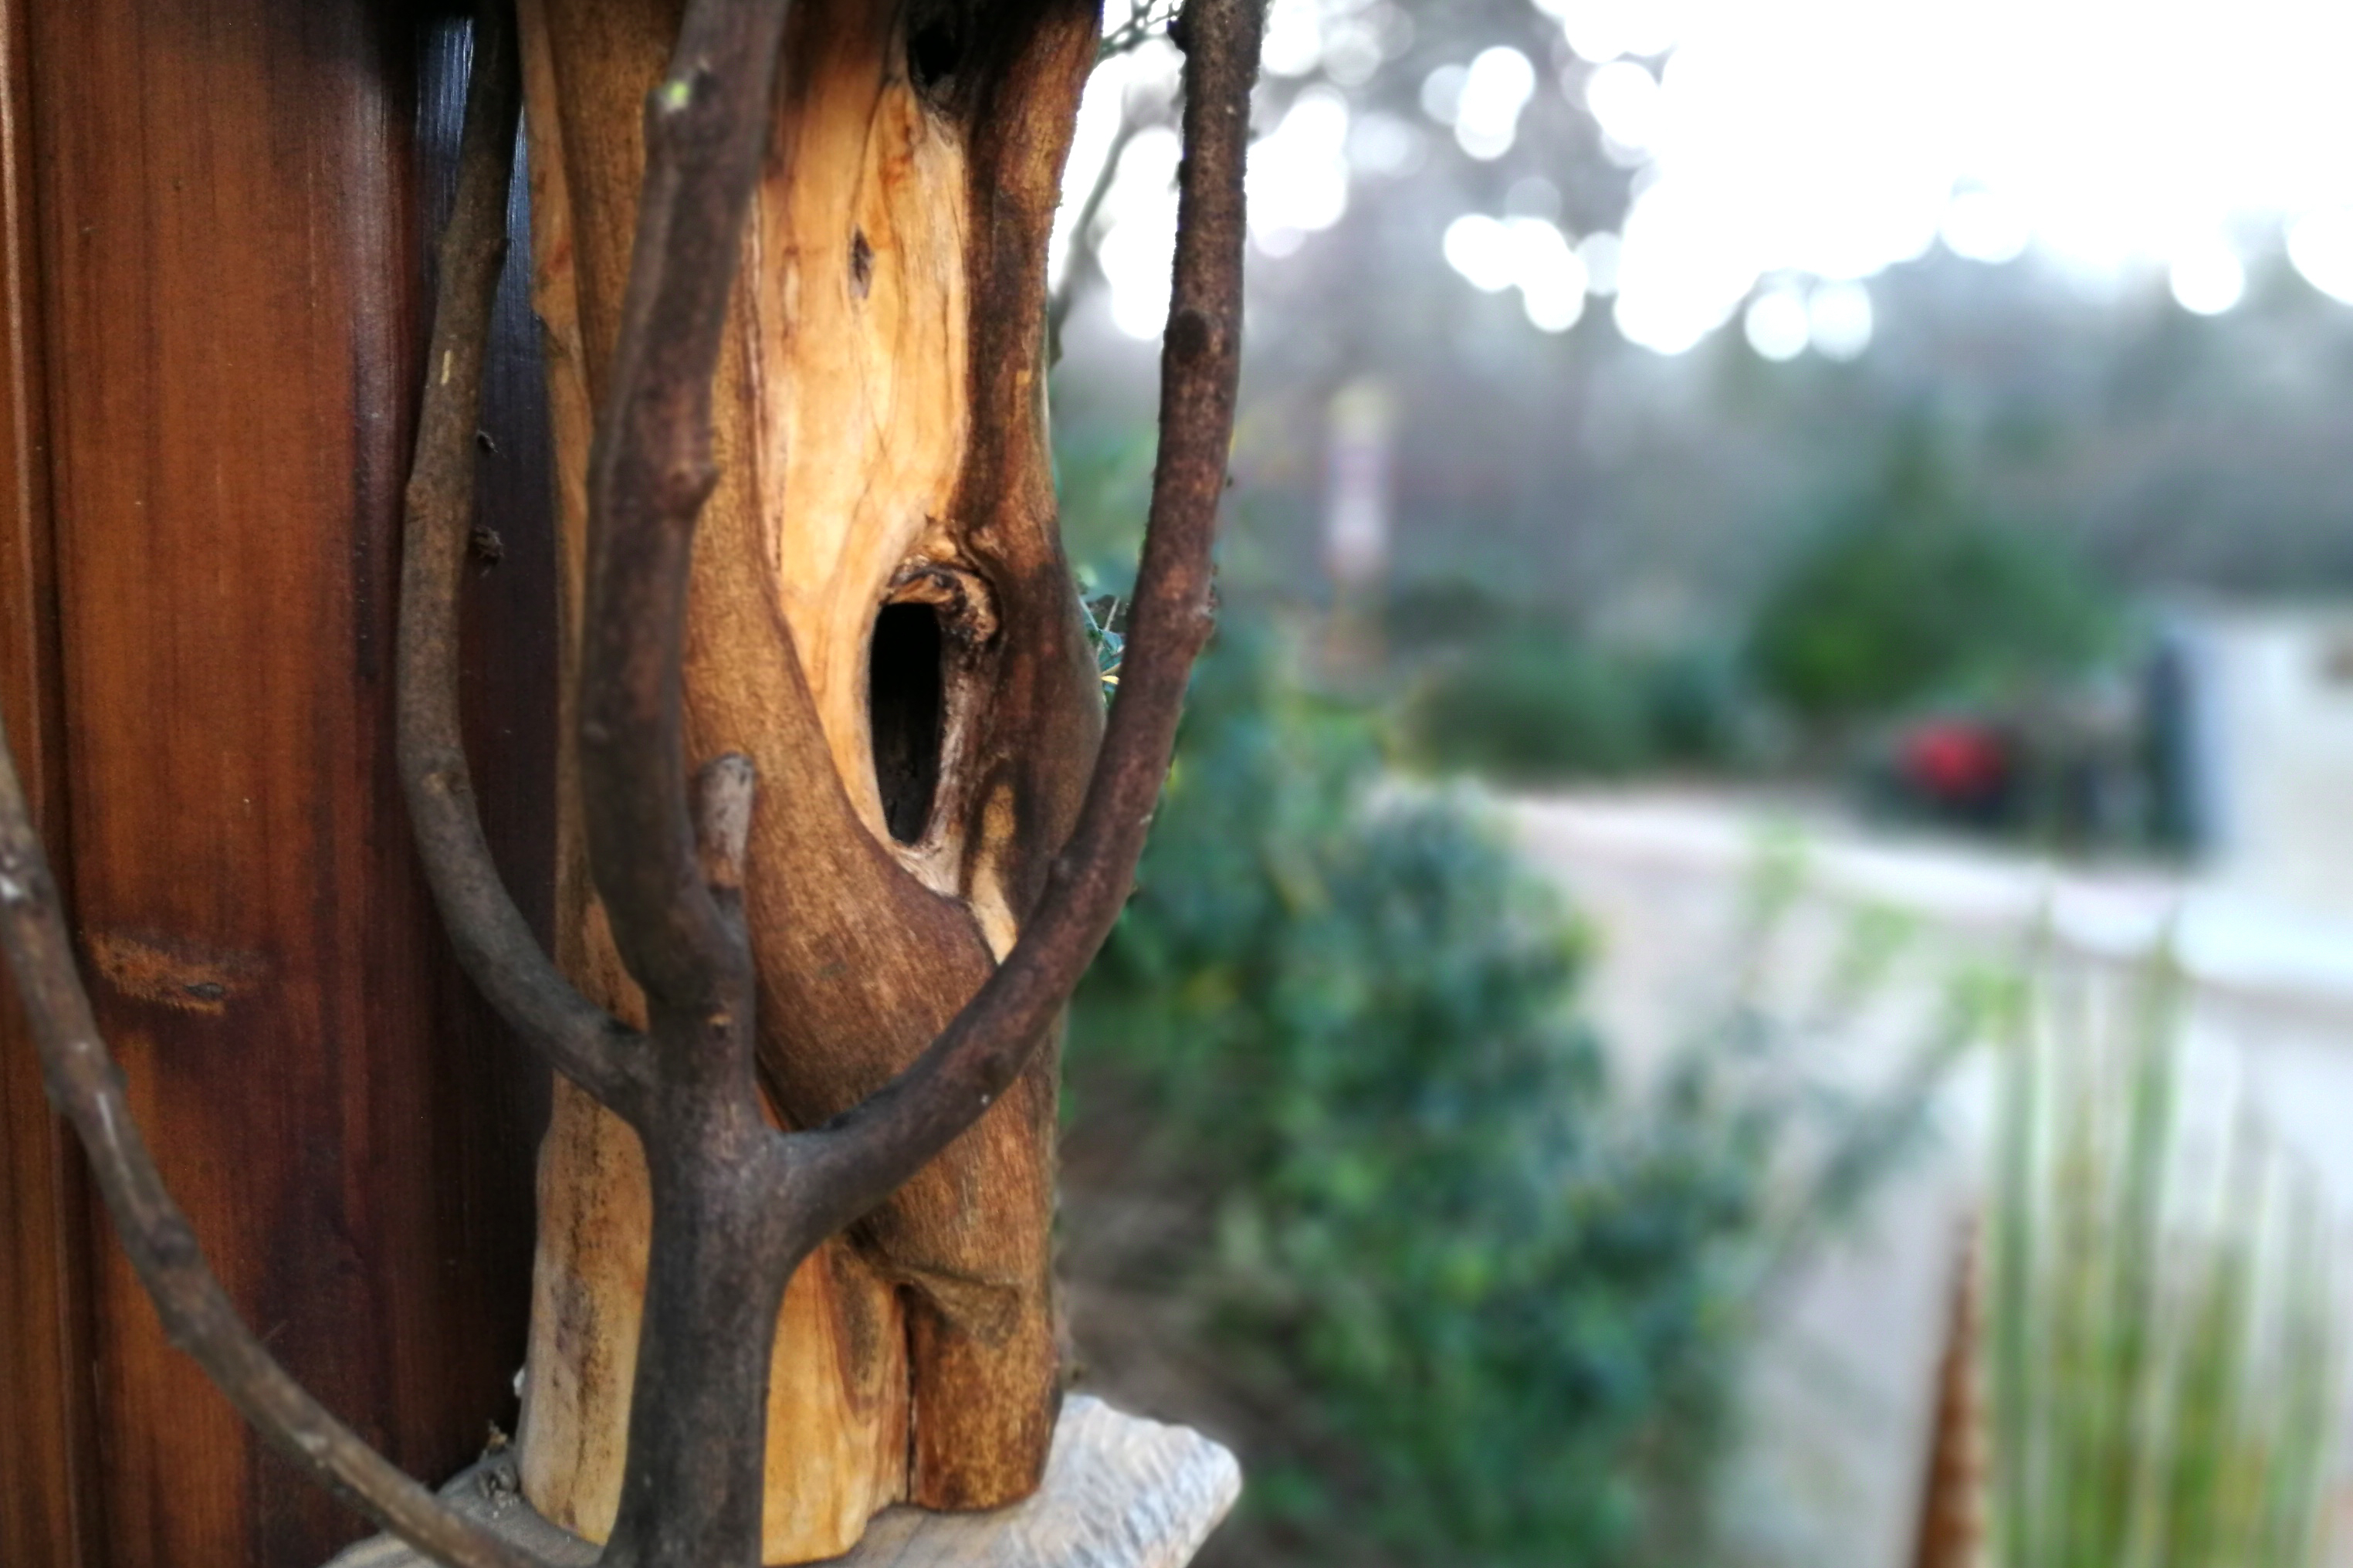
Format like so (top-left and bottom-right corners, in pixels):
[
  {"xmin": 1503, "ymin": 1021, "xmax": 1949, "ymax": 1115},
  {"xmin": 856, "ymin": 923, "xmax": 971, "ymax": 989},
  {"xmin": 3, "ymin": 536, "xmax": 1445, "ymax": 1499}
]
[
  {"xmin": 1987, "ymin": 953, "xmax": 2338, "ymax": 1568},
  {"xmin": 1081, "ymin": 593, "xmax": 1126, "ymax": 702},
  {"xmin": 1069, "ymin": 625, "xmax": 1966, "ymax": 1567},
  {"xmin": 1387, "ymin": 588, "xmax": 1755, "ymax": 781},
  {"xmin": 1401, "ymin": 630, "xmax": 1654, "ymax": 779},
  {"xmin": 1073, "ymin": 625, "xmax": 1749, "ymax": 1563},
  {"xmin": 1052, "ymin": 421, "xmax": 1161, "ymax": 594},
  {"xmin": 1750, "ymin": 446, "xmax": 2121, "ymax": 726}
]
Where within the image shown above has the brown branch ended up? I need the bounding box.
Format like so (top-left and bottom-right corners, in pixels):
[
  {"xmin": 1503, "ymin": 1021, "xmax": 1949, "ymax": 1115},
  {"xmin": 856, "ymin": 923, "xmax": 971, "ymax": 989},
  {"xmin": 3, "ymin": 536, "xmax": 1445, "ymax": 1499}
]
[
  {"xmin": 0, "ymin": 730, "xmax": 550, "ymax": 1567},
  {"xmin": 793, "ymin": 0, "xmax": 1264, "ymax": 1233},
  {"xmin": 568, "ymin": 4, "xmax": 805, "ymax": 1562},
  {"xmin": 574, "ymin": 0, "xmax": 788, "ymax": 1018},
  {"xmin": 692, "ymin": 752, "xmax": 756, "ymax": 903},
  {"xmin": 397, "ymin": 0, "xmax": 645, "ymax": 1119}
]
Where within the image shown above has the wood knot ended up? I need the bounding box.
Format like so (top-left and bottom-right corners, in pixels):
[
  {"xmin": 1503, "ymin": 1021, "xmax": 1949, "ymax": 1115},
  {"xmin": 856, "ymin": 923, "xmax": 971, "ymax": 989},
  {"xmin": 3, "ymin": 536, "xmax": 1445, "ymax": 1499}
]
[
  {"xmin": 886, "ymin": 560, "xmax": 998, "ymax": 648},
  {"xmin": 662, "ymin": 459, "xmax": 721, "ymax": 512},
  {"xmin": 849, "ymin": 229, "xmax": 875, "ymax": 300},
  {"xmin": 1166, "ymin": 306, "xmax": 1214, "ymax": 361},
  {"xmin": 88, "ymin": 931, "xmax": 266, "ymax": 1016}
]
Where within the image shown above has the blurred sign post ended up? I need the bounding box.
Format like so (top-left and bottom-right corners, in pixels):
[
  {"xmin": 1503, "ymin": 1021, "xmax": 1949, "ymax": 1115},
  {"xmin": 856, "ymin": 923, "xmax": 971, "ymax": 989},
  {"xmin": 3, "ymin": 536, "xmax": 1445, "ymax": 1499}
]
[{"xmin": 1321, "ymin": 378, "xmax": 1395, "ymax": 684}]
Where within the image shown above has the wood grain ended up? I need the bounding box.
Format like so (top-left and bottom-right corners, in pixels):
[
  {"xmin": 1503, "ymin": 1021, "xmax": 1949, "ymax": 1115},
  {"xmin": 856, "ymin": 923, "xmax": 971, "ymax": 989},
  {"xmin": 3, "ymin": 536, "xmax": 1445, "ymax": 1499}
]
[
  {"xmin": 515, "ymin": 6, "xmax": 920, "ymax": 1558},
  {"xmin": 0, "ymin": 0, "xmax": 100, "ymax": 1561},
  {"xmin": 0, "ymin": 8, "xmax": 549, "ymax": 1564}
]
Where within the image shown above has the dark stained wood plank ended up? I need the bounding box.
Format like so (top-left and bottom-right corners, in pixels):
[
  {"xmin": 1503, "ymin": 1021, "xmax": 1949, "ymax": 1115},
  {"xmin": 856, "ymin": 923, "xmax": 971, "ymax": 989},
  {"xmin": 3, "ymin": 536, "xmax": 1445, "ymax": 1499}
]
[
  {"xmin": 0, "ymin": 0, "xmax": 104, "ymax": 1562},
  {"xmin": 0, "ymin": 5, "xmax": 554, "ymax": 1564}
]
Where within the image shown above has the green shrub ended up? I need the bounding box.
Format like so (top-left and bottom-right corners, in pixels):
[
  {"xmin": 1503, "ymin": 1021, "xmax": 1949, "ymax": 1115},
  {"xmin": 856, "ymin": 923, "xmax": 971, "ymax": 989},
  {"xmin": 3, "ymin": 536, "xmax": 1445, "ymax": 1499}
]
[
  {"xmin": 1069, "ymin": 626, "xmax": 1960, "ymax": 1567},
  {"xmin": 1395, "ymin": 621, "xmax": 1755, "ymax": 782},
  {"xmin": 1074, "ymin": 626, "xmax": 1739, "ymax": 1563},
  {"xmin": 1750, "ymin": 450, "xmax": 2120, "ymax": 727},
  {"xmin": 1401, "ymin": 633, "xmax": 1654, "ymax": 780}
]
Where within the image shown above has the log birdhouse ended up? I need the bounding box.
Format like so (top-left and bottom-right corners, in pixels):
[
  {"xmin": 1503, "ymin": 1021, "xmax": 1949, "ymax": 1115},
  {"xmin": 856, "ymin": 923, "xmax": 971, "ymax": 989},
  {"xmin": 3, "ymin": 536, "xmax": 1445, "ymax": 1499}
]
[{"xmin": 512, "ymin": 0, "xmax": 1106, "ymax": 1553}]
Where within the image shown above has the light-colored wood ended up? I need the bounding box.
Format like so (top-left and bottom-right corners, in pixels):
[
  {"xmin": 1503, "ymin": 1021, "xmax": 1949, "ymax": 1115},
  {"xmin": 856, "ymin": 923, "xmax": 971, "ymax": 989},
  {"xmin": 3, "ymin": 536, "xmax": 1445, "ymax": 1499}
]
[
  {"xmin": 515, "ymin": 5, "xmax": 914, "ymax": 1558},
  {"xmin": 513, "ymin": 0, "xmax": 1102, "ymax": 1559},
  {"xmin": 326, "ymin": 1397, "xmax": 1241, "ymax": 1568}
]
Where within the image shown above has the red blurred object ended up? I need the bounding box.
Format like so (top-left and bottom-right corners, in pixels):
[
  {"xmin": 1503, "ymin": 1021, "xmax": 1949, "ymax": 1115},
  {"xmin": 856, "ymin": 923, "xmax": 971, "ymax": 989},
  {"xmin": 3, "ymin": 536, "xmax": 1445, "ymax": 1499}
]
[{"xmin": 1901, "ymin": 720, "xmax": 2010, "ymax": 802}]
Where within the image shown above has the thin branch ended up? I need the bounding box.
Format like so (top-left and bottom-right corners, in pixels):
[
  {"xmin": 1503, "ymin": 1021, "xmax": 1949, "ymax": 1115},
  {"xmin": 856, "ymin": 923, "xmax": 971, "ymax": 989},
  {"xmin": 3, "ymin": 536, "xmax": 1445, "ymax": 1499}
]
[
  {"xmin": 1098, "ymin": 0, "xmax": 1183, "ymax": 63},
  {"xmin": 794, "ymin": 0, "xmax": 1265, "ymax": 1233},
  {"xmin": 0, "ymin": 720, "xmax": 549, "ymax": 1568},
  {"xmin": 574, "ymin": 0, "xmax": 790, "ymax": 1019},
  {"xmin": 397, "ymin": 0, "xmax": 645, "ymax": 1119}
]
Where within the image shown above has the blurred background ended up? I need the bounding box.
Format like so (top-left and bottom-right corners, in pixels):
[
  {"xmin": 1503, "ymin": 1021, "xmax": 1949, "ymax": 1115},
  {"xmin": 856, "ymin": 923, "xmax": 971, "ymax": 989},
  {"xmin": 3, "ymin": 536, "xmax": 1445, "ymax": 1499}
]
[{"xmin": 1046, "ymin": 2, "xmax": 2353, "ymax": 1566}]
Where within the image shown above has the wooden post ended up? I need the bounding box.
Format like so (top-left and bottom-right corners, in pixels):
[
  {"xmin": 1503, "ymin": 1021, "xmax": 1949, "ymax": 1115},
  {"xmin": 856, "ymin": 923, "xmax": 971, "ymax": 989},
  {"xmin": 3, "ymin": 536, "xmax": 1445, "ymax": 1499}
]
[
  {"xmin": 1910, "ymin": 1222, "xmax": 1987, "ymax": 1568},
  {"xmin": 0, "ymin": 7, "xmax": 549, "ymax": 1566}
]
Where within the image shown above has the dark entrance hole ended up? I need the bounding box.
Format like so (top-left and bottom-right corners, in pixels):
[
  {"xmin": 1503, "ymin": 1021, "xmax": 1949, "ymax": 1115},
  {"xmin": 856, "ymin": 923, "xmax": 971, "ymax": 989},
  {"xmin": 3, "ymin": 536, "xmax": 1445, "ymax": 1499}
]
[
  {"xmin": 908, "ymin": 9, "xmax": 962, "ymax": 97},
  {"xmin": 869, "ymin": 602, "xmax": 945, "ymax": 844}
]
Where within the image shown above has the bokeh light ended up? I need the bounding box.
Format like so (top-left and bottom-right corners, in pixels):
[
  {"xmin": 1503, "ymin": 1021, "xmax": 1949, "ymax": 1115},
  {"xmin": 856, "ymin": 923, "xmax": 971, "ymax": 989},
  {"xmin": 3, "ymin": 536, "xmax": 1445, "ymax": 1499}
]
[
  {"xmin": 1070, "ymin": 0, "xmax": 2353, "ymax": 354},
  {"xmin": 1742, "ymin": 288, "xmax": 1809, "ymax": 361},
  {"xmin": 2168, "ymin": 245, "xmax": 2246, "ymax": 316},
  {"xmin": 2287, "ymin": 210, "xmax": 2353, "ymax": 304},
  {"xmin": 1454, "ymin": 46, "xmax": 1537, "ymax": 161},
  {"xmin": 1806, "ymin": 279, "xmax": 1874, "ymax": 360}
]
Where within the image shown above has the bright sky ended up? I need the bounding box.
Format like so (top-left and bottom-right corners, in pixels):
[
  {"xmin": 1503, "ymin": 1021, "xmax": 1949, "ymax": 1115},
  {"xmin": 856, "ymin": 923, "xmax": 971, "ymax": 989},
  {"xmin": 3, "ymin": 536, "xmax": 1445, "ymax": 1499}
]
[{"xmin": 1060, "ymin": 0, "xmax": 2353, "ymax": 358}]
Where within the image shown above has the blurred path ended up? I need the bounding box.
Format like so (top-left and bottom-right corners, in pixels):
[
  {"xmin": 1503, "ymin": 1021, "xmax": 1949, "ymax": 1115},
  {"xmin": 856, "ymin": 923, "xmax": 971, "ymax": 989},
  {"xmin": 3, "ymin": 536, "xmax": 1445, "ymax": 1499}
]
[{"xmin": 1505, "ymin": 787, "xmax": 2353, "ymax": 1568}]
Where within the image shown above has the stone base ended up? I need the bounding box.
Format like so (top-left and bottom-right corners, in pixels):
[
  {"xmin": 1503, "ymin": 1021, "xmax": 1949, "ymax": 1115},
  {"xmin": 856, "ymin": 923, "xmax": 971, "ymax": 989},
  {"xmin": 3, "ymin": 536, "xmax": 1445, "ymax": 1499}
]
[{"xmin": 324, "ymin": 1396, "xmax": 1240, "ymax": 1568}]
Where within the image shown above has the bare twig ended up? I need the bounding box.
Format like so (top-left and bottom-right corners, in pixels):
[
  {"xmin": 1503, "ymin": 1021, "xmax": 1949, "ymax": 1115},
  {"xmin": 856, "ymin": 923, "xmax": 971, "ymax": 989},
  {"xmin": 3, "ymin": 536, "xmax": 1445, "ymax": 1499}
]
[
  {"xmin": 397, "ymin": 0, "xmax": 645, "ymax": 1119},
  {"xmin": 567, "ymin": 4, "xmax": 802, "ymax": 1563},
  {"xmin": 795, "ymin": 0, "xmax": 1265, "ymax": 1236},
  {"xmin": 1098, "ymin": 0, "xmax": 1183, "ymax": 63}
]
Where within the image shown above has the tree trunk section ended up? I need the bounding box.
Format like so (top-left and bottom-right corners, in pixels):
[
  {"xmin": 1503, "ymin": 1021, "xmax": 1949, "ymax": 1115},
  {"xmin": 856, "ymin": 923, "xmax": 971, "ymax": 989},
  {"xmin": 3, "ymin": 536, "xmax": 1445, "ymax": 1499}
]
[{"xmin": 512, "ymin": 1, "xmax": 1101, "ymax": 1559}]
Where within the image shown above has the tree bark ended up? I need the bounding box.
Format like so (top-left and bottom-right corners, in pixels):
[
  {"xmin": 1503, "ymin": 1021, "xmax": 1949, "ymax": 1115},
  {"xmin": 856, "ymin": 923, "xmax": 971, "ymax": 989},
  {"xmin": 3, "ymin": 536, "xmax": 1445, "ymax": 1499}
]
[{"xmin": 513, "ymin": 0, "xmax": 1102, "ymax": 1556}]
